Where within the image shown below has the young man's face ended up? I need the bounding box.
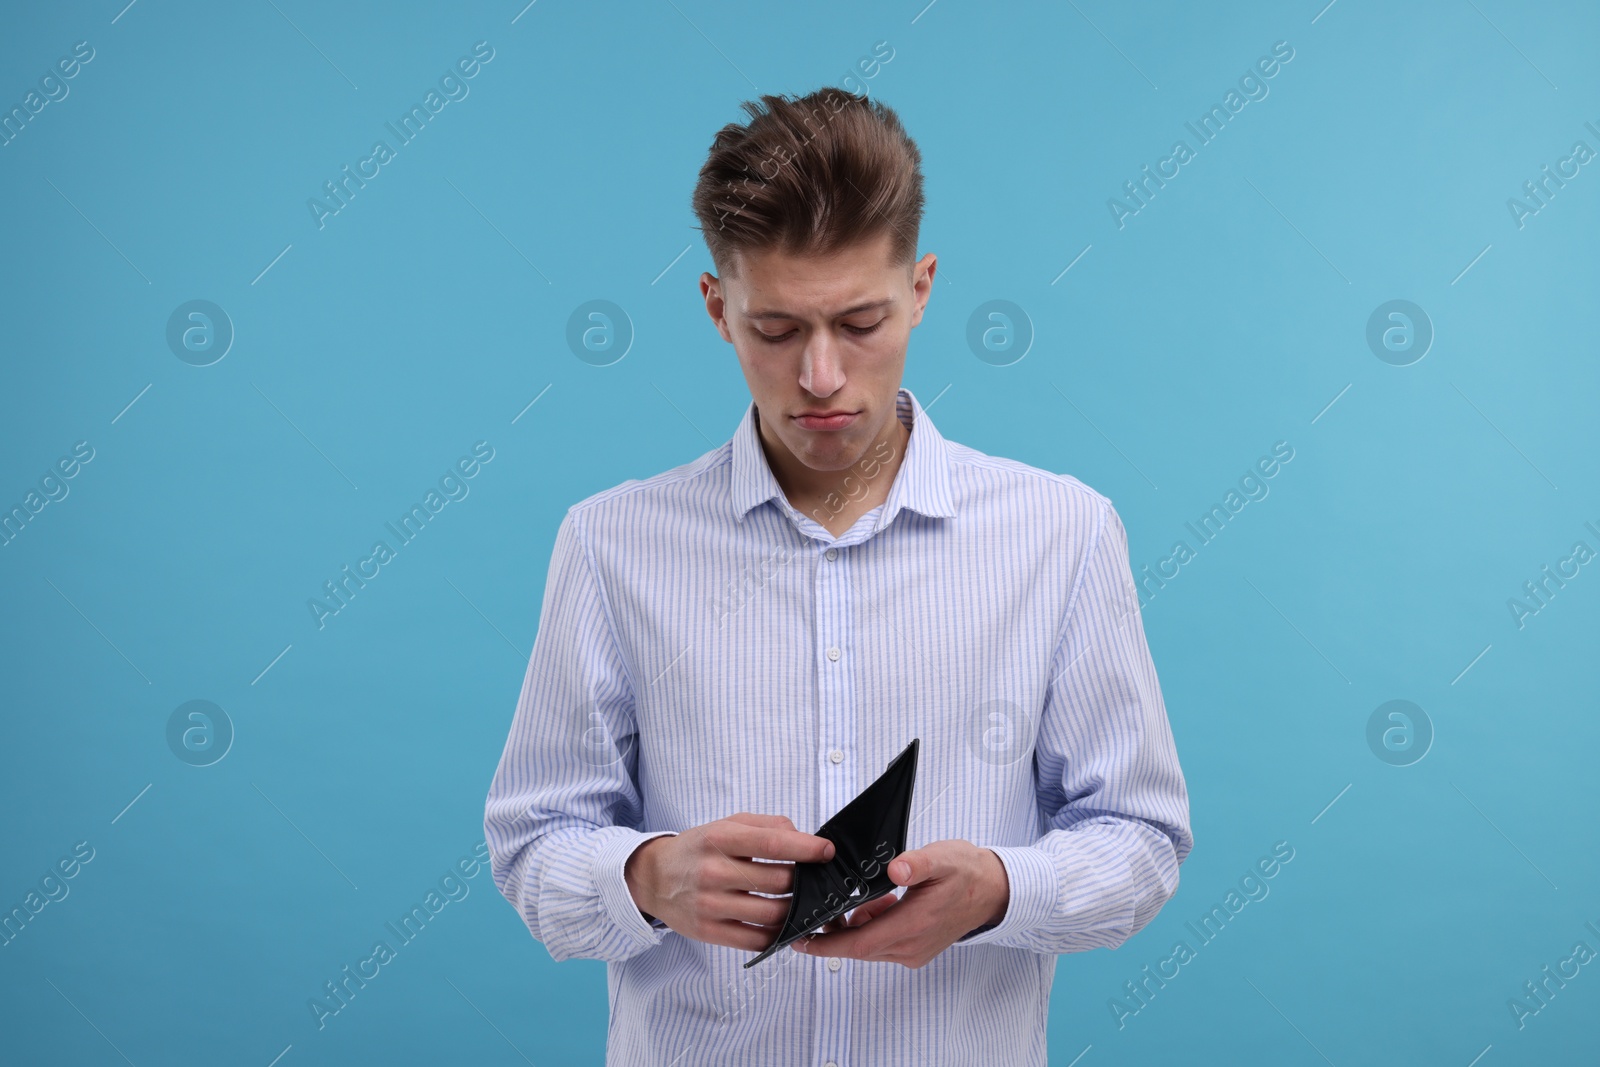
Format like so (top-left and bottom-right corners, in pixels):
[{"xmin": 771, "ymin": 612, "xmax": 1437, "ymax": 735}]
[{"xmin": 701, "ymin": 230, "xmax": 937, "ymax": 480}]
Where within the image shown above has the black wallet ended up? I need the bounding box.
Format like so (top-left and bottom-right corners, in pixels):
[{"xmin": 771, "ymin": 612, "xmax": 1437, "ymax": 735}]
[{"xmin": 744, "ymin": 737, "xmax": 920, "ymax": 967}]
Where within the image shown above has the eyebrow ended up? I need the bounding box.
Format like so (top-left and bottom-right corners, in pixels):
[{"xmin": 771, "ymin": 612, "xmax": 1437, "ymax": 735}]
[{"xmin": 744, "ymin": 299, "xmax": 893, "ymax": 321}]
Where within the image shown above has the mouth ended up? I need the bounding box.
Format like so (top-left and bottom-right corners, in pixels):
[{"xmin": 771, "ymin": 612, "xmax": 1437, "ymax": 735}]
[{"xmin": 793, "ymin": 410, "xmax": 859, "ymax": 431}]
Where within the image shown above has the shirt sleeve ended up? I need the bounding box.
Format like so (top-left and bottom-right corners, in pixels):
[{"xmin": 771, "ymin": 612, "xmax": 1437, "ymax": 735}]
[
  {"xmin": 483, "ymin": 506, "xmax": 679, "ymax": 963},
  {"xmin": 954, "ymin": 497, "xmax": 1193, "ymax": 955}
]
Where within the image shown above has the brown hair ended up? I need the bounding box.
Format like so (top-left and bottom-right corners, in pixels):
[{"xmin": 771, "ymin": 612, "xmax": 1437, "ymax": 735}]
[{"xmin": 691, "ymin": 87, "xmax": 925, "ymax": 277}]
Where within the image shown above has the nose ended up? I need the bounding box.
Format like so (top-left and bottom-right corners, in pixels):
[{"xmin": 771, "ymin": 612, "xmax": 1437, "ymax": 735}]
[{"xmin": 799, "ymin": 332, "xmax": 845, "ymax": 399}]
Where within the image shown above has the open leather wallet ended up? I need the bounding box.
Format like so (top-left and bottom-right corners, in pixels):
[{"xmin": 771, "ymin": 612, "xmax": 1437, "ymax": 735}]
[{"xmin": 744, "ymin": 737, "xmax": 920, "ymax": 968}]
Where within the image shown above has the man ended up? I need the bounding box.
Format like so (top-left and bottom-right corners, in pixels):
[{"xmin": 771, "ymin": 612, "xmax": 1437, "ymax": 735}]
[{"xmin": 484, "ymin": 87, "xmax": 1192, "ymax": 1065}]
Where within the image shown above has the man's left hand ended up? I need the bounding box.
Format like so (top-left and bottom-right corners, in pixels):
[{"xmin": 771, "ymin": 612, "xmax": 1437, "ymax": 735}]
[{"xmin": 791, "ymin": 839, "xmax": 1009, "ymax": 969}]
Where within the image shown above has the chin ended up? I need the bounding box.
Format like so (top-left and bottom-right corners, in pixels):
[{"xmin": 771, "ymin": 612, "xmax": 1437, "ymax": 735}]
[{"xmin": 793, "ymin": 436, "xmax": 860, "ymax": 470}]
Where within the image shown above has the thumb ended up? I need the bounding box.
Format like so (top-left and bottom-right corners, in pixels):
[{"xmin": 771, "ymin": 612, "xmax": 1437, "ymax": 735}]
[{"xmin": 887, "ymin": 850, "xmax": 925, "ymax": 886}]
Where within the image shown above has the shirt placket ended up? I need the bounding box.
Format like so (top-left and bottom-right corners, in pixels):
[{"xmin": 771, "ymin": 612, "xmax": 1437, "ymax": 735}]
[{"xmin": 813, "ymin": 537, "xmax": 855, "ymax": 1067}]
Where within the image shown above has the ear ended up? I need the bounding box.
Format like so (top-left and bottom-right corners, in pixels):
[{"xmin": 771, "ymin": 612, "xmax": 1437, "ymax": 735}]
[
  {"xmin": 701, "ymin": 272, "xmax": 733, "ymax": 343},
  {"xmin": 908, "ymin": 253, "xmax": 936, "ymax": 328}
]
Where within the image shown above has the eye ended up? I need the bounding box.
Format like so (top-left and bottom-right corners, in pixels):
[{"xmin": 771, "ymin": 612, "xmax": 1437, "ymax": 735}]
[
  {"xmin": 756, "ymin": 329, "xmax": 795, "ymax": 344},
  {"xmin": 846, "ymin": 321, "xmax": 884, "ymax": 336}
]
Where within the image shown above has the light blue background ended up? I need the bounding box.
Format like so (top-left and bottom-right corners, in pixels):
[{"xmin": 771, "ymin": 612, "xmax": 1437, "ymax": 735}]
[{"xmin": 2, "ymin": 1, "xmax": 1596, "ymax": 1063}]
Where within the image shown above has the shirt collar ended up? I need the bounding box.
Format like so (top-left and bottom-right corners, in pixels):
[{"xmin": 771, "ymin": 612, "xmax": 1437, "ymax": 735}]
[{"xmin": 730, "ymin": 386, "xmax": 957, "ymax": 533}]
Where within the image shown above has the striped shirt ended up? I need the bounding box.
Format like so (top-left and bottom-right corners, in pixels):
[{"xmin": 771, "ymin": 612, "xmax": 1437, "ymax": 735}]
[{"xmin": 484, "ymin": 386, "xmax": 1193, "ymax": 1066}]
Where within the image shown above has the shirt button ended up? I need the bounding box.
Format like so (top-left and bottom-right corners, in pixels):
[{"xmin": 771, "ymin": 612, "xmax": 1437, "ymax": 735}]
[
  {"xmin": 829, "ymin": 749, "xmax": 844, "ymax": 764},
  {"xmin": 825, "ymin": 1062, "xmax": 839, "ymax": 1067},
  {"xmin": 825, "ymin": 548, "xmax": 838, "ymax": 561},
  {"xmin": 827, "ymin": 646, "xmax": 841, "ymax": 661},
  {"xmin": 827, "ymin": 956, "xmax": 842, "ymax": 972}
]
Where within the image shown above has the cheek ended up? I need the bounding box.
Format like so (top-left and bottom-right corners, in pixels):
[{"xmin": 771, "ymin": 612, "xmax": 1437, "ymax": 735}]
[
  {"xmin": 863, "ymin": 328, "xmax": 907, "ymax": 369},
  {"xmin": 760, "ymin": 365, "xmax": 805, "ymax": 402},
  {"xmin": 736, "ymin": 344, "xmax": 782, "ymax": 383}
]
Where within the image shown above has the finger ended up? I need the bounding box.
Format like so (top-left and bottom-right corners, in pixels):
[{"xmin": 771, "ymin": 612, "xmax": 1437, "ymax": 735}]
[
  {"xmin": 716, "ymin": 823, "xmax": 835, "ymax": 864},
  {"xmin": 820, "ymin": 890, "xmax": 894, "ymax": 935},
  {"xmin": 816, "ymin": 910, "xmax": 851, "ymax": 934},
  {"xmin": 796, "ymin": 910, "xmax": 905, "ymax": 959},
  {"xmin": 888, "ymin": 847, "xmax": 947, "ymax": 887},
  {"xmin": 714, "ymin": 890, "xmax": 793, "ymax": 928},
  {"xmin": 813, "ymin": 889, "xmax": 888, "ymax": 936},
  {"xmin": 844, "ymin": 891, "xmax": 901, "ymax": 927},
  {"xmin": 724, "ymin": 813, "xmax": 796, "ymax": 831},
  {"xmin": 819, "ymin": 908, "xmax": 857, "ymax": 934},
  {"xmin": 705, "ymin": 919, "xmax": 787, "ymax": 953},
  {"xmin": 715, "ymin": 854, "xmax": 798, "ymax": 895}
]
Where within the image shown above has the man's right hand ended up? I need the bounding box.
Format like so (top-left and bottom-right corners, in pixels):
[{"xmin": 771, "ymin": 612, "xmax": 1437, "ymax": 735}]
[{"xmin": 623, "ymin": 813, "xmax": 836, "ymax": 952}]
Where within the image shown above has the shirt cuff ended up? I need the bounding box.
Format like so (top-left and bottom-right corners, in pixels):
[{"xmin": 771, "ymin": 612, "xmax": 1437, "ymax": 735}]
[
  {"xmin": 953, "ymin": 845, "xmax": 1058, "ymax": 947},
  {"xmin": 595, "ymin": 829, "xmax": 680, "ymax": 951}
]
